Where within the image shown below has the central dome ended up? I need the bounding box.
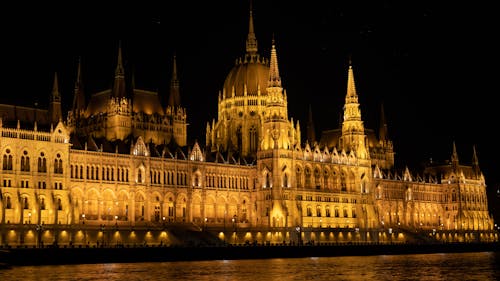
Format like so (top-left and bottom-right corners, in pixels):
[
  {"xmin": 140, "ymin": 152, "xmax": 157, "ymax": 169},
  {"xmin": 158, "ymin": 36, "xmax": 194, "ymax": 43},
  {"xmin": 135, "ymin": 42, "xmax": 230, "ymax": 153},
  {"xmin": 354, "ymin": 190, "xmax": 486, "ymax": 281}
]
[{"xmin": 223, "ymin": 56, "xmax": 269, "ymax": 99}]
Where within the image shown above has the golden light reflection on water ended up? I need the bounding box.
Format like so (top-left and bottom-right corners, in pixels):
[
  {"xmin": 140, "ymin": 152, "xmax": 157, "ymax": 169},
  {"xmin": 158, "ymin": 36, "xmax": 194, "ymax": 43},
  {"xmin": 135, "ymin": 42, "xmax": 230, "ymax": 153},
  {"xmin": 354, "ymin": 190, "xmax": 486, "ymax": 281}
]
[{"xmin": 1, "ymin": 252, "xmax": 499, "ymax": 281}]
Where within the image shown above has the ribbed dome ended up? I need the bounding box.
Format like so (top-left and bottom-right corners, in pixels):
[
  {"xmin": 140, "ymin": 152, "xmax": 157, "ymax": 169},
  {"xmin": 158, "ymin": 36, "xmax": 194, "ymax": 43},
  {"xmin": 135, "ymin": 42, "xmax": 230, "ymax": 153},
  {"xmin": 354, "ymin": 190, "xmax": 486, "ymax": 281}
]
[{"xmin": 223, "ymin": 58, "xmax": 269, "ymax": 99}]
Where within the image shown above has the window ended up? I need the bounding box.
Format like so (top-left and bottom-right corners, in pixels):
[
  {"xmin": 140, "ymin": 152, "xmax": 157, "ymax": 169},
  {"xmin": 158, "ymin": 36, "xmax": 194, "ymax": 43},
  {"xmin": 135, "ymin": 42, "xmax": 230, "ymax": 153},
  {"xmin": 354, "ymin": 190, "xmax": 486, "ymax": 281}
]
[
  {"xmin": 236, "ymin": 126, "xmax": 242, "ymax": 151},
  {"xmin": 249, "ymin": 126, "xmax": 257, "ymax": 152},
  {"xmin": 305, "ymin": 168, "xmax": 311, "ymax": 188},
  {"xmin": 306, "ymin": 206, "xmax": 312, "ymax": 216},
  {"xmin": 21, "ymin": 151, "xmax": 30, "ymax": 172},
  {"xmin": 316, "ymin": 206, "xmax": 321, "ymax": 217},
  {"xmin": 3, "ymin": 149, "xmax": 13, "ymax": 170},
  {"xmin": 38, "ymin": 152, "xmax": 47, "ymax": 173},
  {"xmin": 314, "ymin": 169, "xmax": 321, "ymax": 189},
  {"xmin": 340, "ymin": 173, "xmax": 347, "ymax": 192},
  {"xmin": 296, "ymin": 167, "xmax": 302, "ymax": 188},
  {"xmin": 264, "ymin": 173, "xmax": 271, "ymax": 188},
  {"xmin": 54, "ymin": 154, "xmax": 63, "ymax": 174}
]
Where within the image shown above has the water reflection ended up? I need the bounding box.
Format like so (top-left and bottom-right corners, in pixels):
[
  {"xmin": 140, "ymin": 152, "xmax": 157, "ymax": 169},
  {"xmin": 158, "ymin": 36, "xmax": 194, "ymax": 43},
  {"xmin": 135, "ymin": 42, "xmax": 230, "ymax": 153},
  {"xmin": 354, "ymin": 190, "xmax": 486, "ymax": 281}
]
[{"xmin": 1, "ymin": 252, "xmax": 499, "ymax": 281}]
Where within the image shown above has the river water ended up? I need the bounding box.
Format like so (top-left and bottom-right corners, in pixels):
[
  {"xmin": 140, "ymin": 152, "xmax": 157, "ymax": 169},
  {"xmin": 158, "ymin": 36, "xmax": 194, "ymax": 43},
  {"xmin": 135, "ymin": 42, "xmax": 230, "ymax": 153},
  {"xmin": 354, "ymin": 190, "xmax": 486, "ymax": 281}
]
[{"xmin": 1, "ymin": 251, "xmax": 499, "ymax": 280}]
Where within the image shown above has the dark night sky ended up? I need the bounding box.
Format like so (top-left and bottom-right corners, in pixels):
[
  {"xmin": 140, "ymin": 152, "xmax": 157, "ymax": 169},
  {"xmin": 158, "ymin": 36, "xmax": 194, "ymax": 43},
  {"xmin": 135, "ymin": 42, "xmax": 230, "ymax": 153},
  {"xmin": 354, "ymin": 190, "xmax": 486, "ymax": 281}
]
[{"xmin": 1, "ymin": 2, "xmax": 498, "ymax": 209}]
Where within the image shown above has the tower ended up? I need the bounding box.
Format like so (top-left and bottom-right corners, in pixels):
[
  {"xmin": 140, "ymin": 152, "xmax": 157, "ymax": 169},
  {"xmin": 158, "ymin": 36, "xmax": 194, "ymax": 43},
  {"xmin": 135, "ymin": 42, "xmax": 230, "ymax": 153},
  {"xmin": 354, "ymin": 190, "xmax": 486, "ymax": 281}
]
[
  {"xmin": 67, "ymin": 57, "xmax": 86, "ymax": 134},
  {"xmin": 257, "ymin": 39, "xmax": 300, "ymax": 228},
  {"xmin": 106, "ymin": 42, "xmax": 132, "ymax": 141},
  {"xmin": 339, "ymin": 60, "xmax": 369, "ymax": 160},
  {"xmin": 166, "ymin": 55, "xmax": 187, "ymax": 146}
]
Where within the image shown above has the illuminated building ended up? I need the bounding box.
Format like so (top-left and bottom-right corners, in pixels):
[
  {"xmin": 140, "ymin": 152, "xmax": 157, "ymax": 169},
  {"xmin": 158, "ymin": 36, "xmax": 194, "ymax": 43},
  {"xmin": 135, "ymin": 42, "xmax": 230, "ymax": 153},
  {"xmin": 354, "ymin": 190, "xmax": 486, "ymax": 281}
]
[{"xmin": 0, "ymin": 7, "xmax": 496, "ymax": 247}]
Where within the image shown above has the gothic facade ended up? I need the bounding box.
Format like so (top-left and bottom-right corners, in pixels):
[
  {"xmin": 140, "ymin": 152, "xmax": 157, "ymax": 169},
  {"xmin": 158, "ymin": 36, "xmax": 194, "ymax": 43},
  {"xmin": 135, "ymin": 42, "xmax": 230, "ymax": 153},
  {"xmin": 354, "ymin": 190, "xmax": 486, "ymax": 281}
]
[{"xmin": 0, "ymin": 7, "xmax": 496, "ymax": 247}]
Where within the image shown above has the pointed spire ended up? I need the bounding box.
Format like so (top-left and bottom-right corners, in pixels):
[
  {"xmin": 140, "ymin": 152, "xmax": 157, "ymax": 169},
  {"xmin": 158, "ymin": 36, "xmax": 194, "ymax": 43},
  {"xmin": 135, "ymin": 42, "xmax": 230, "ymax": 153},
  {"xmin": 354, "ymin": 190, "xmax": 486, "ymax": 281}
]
[
  {"xmin": 340, "ymin": 56, "xmax": 366, "ymax": 155},
  {"xmin": 268, "ymin": 37, "xmax": 281, "ymax": 87},
  {"xmin": 246, "ymin": 0, "xmax": 258, "ymax": 54},
  {"xmin": 52, "ymin": 72, "xmax": 60, "ymax": 102},
  {"xmin": 49, "ymin": 72, "xmax": 62, "ymax": 124},
  {"xmin": 112, "ymin": 41, "xmax": 126, "ymax": 98},
  {"xmin": 72, "ymin": 57, "xmax": 85, "ymax": 114},
  {"xmin": 115, "ymin": 41, "xmax": 124, "ymax": 78},
  {"xmin": 472, "ymin": 145, "xmax": 481, "ymax": 177},
  {"xmin": 452, "ymin": 141, "xmax": 458, "ymax": 161},
  {"xmin": 451, "ymin": 141, "xmax": 459, "ymax": 170},
  {"xmin": 347, "ymin": 57, "xmax": 358, "ymax": 101},
  {"xmin": 307, "ymin": 104, "xmax": 316, "ymax": 144},
  {"xmin": 168, "ymin": 55, "xmax": 181, "ymax": 107},
  {"xmin": 472, "ymin": 145, "xmax": 479, "ymax": 166},
  {"xmin": 379, "ymin": 102, "xmax": 388, "ymax": 141}
]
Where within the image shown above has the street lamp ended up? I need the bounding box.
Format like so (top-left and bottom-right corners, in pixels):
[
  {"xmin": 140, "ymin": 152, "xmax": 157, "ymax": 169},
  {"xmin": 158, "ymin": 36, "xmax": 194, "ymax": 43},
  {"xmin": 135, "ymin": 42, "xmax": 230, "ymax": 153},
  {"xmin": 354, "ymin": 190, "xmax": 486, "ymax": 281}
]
[
  {"xmin": 296, "ymin": 226, "xmax": 302, "ymax": 245},
  {"xmin": 36, "ymin": 223, "xmax": 44, "ymax": 248},
  {"xmin": 28, "ymin": 212, "xmax": 32, "ymax": 224},
  {"xmin": 82, "ymin": 213, "xmax": 85, "ymax": 224},
  {"xmin": 204, "ymin": 217, "xmax": 208, "ymax": 231},
  {"xmin": 114, "ymin": 215, "xmax": 118, "ymax": 226}
]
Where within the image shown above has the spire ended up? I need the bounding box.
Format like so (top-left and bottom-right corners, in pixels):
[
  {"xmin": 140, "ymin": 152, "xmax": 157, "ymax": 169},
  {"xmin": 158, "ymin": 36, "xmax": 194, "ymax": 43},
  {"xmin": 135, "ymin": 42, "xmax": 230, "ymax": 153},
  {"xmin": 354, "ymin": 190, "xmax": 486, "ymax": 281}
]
[
  {"xmin": 451, "ymin": 141, "xmax": 459, "ymax": 170},
  {"xmin": 346, "ymin": 57, "xmax": 358, "ymax": 101},
  {"xmin": 268, "ymin": 37, "xmax": 281, "ymax": 87},
  {"xmin": 342, "ymin": 58, "xmax": 362, "ymax": 123},
  {"xmin": 112, "ymin": 41, "xmax": 126, "ymax": 98},
  {"xmin": 472, "ymin": 145, "xmax": 481, "ymax": 177},
  {"xmin": 72, "ymin": 57, "xmax": 85, "ymax": 114},
  {"xmin": 168, "ymin": 55, "xmax": 181, "ymax": 107},
  {"xmin": 246, "ymin": 1, "xmax": 258, "ymax": 54},
  {"xmin": 340, "ymin": 56, "xmax": 367, "ymax": 157},
  {"xmin": 307, "ymin": 104, "xmax": 316, "ymax": 144},
  {"xmin": 379, "ymin": 102, "xmax": 388, "ymax": 141},
  {"xmin": 52, "ymin": 72, "xmax": 60, "ymax": 102},
  {"xmin": 472, "ymin": 145, "xmax": 479, "ymax": 165},
  {"xmin": 49, "ymin": 72, "xmax": 62, "ymax": 124}
]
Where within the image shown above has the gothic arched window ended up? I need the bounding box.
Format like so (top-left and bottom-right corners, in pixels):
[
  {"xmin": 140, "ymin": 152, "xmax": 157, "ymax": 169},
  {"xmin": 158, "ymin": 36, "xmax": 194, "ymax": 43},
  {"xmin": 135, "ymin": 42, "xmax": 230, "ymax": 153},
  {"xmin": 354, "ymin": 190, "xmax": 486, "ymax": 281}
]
[
  {"xmin": 3, "ymin": 149, "xmax": 13, "ymax": 170},
  {"xmin": 21, "ymin": 150, "xmax": 30, "ymax": 172},
  {"xmin": 54, "ymin": 153, "xmax": 63, "ymax": 174},
  {"xmin": 236, "ymin": 126, "xmax": 242, "ymax": 151},
  {"xmin": 249, "ymin": 126, "xmax": 257, "ymax": 152},
  {"xmin": 38, "ymin": 152, "xmax": 47, "ymax": 173}
]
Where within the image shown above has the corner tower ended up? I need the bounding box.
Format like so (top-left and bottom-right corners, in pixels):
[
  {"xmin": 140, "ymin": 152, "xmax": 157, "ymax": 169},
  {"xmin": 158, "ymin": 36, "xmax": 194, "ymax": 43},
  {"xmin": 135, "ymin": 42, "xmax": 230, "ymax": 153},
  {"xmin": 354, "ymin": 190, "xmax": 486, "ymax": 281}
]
[{"xmin": 257, "ymin": 39, "xmax": 301, "ymax": 228}]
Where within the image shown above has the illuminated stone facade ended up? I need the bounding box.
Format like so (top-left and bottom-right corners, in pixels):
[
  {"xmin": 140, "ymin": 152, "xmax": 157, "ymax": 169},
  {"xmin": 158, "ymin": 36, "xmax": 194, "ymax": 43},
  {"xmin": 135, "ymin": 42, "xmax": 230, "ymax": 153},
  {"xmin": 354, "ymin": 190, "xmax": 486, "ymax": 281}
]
[{"xmin": 0, "ymin": 8, "xmax": 497, "ymax": 247}]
